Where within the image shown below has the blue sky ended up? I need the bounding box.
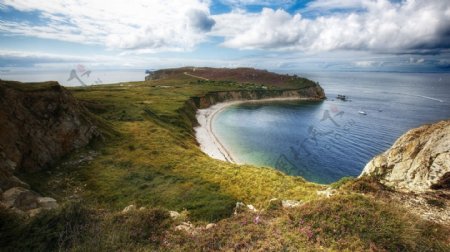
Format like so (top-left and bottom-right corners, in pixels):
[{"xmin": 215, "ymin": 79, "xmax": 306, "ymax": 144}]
[{"xmin": 0, "ymin": 0, "xmax": 449, "ymax": 73}]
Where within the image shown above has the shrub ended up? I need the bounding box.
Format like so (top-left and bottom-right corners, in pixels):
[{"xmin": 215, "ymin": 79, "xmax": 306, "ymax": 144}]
[
  {"xmin": 290, "ymin": 194, "xmax": 449, "ymax": 251},
  {"xmin": 342, "ymin": 176, "xmax": 390, "ymax": 194},
  {"xmin": 426, "ymin": 198, "xmax": 446, "ymax": 208},
  {"xmin": 0, "ymin": 206, "xmax": 25, "ymax": 249},
  {"xmin": 115, "ymin": 208, "xmax": 172, "ymax": 244},
  {"xmin": 1, "ymin": 202, "xmax": 92, "ymax": 251},
  {"xmin": 330, "ymin": 176, "xmax": 355, "ymax": 189}
]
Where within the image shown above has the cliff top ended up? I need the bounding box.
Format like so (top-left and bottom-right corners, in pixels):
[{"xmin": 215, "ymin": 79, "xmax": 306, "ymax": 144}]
[
  {"xmin": 147, "ymin": 67, "xmax": 318, "ymax": 89},
  {"xmin": 0, "ymin": 80, "xmax": 61, "ymax": 91}
]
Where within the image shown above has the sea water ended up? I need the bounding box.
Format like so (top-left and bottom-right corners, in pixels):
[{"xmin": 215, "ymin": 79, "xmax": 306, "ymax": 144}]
[
  {"xmin": 213, "ymin": 72, "xmax": 450, "ymax": 184},
  {"xmin": 0, "ymin": 69, "xmax": 145, "ymax": 86}
]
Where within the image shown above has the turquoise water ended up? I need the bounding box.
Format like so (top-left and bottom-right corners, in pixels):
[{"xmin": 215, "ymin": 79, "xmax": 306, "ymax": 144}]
[{"xmin": 213, "ymin": 72, "xmax": 450, "ymax": 184}]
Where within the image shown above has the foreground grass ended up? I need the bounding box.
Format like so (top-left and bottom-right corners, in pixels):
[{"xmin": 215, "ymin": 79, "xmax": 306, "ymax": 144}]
[
  {"xmin": 2, "ymin": 194, "xmax": 448, "ymax": 251},
  {"xmin": 168, "ymin": 194, "xmax": 449, "ymax": 251},
  {"xmin": 1, "ymin": 202, "xmax": 172, "ymax": 251}
]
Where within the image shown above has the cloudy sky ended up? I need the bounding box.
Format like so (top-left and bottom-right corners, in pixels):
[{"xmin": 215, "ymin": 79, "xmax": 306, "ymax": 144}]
[{"xmin": 1, "ymin": 0, "xmax": 450, "ymax": 72}]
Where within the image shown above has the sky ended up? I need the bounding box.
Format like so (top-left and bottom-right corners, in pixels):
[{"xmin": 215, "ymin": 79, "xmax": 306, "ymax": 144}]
[{"xmin": 0, "ymin": 0, "xmax": 450, "ymax": 74}]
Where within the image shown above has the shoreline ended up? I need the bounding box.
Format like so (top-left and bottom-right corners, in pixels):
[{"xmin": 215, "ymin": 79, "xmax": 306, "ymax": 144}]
[{"xmin": 194, "ymin": 97, "xmax": 316, "ymax": 163}]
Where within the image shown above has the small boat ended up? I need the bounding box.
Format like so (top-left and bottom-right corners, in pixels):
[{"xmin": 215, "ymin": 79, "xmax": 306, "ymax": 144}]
[
  {"xmin": 336, "ymin": 94, "xmax": 348, "ymax": 101},
  {"xmin": 358, "ymin": 110, "xmax": 367, "ymax": 115}
]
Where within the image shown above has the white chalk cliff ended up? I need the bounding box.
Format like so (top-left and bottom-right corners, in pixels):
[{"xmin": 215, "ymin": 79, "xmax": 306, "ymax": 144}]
[{"xmin": 361, "ymin": 120, "xmax": 450, "ymax": 192}]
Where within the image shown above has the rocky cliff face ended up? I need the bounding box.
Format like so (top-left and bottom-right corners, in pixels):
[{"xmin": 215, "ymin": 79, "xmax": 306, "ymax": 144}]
[
  {"xmin": 360, "ymin": 120, "xmax": 450, "ymax": 192},
  {"xmin": 0, "ymin": 80, "xmax": 101, "ymax": 214},
  {"xmin": 191, "ymin": 86, "xmax": 325, "ymax": 109},
  {"xmin": 177, "ymin": 86, "xmax": 325, "ymax": 133}
]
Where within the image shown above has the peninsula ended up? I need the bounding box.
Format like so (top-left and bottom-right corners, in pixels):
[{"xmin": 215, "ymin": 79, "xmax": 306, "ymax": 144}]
[{"xmin": 0, "ymin": 68, "xmax": 448, "ymax": 251}]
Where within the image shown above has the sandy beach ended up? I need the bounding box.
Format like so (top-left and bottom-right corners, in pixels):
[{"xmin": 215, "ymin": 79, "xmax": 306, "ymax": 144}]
[
  {"xmin": 194, "ymin": 97, "xmax": 312, "ymax": 163},
  {"xmin": 195, "ymin": 101, "xmax": 240, "ymax": 163}
]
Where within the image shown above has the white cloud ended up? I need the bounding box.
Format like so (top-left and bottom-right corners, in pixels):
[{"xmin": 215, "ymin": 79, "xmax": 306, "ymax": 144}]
[
  {"xmin": 0, "ymin": 50, "xmax": 167, "ymax": 70},
  {"xmin": 0, "ymin": 50, "xmax": 135, "ymax": 69},
  {"xmin": 409, "ymin": 57, "xmax": 425, "ymax": 64},
  {"xmin": 1, "ymin": 0, "xmax": 449, "ymax": 57},
  {"xmin": 213, "ymin": 0, "xmax": 450, "ymax": 52},
  {"xmin": 305, "ymin": 0, "xmax": 369, "ymax": 12},
  {"xmin": 354, "ymin": 60, "xmax": 378, "ymax": 67},
  {"xmin": 0, "ymin": 50, "xmax": 91, "ymax": 62},
  {"xmin": 220, "ymin": 0, "xmax": 293, "ymax": 7},
  {"xmin": 0, "ymin": 0, "xmax": 214, "ymax": 52}
]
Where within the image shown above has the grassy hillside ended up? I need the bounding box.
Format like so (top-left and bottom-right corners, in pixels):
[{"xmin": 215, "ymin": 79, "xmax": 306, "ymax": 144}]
[
  {"xmin": 3, "ymin": 69, "xmax": 449, "ymax": 251},
  {"xmin": 148, "ymin": 67, "xmax": 318, "ymax": 89},
  {"xmin": 20, "ymin": 70, "xmax": 323, "ymax": 221}
]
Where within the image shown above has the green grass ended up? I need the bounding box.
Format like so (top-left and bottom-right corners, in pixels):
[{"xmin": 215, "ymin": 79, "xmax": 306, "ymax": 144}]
[
  {"xmin": 330, "ymin": 176, "xmax": 355, "ymax": 189},
  {"xmin": 6, "ymin": 74, "xmax": 449, "ymax": 251},
  {"xmin": 0, "ymin": 80, "xmax": 61, "ymax": 91},
  {"xmin": 0, "ymin": 202, "xmax": 173, "ymax": 251},
  {"xmin": 21, "ymin": 75, "xmax": 323, "ymax": 222}
]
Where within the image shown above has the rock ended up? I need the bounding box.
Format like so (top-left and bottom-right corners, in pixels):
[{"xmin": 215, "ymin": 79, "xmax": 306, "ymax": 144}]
[
  {"xmin": 234, "ymin": 202, "xmax": 246, "ymax": 215},
  {"xmin": 169, "ymin": 210, "xmax": 181, "ymax": 220},
  {"xmin": 317, "ymin": 188, "xmax": 336, "ymax": 198},
  {"xmin": 2, "ymin": 187, "xmax": 39, "ymax": 211},
  {"xmin": 2, "ymin": 187, "xmax": 29, "ymax": 206},
  {"xmin": 122, "ymin": 204, "xmax": 136, "ymax": 213},
  {"xmin": 361, "ymin": 120, "xmax": 450, "ymax": 192},
  {"xmin": 233, "ymin": 202, "xmax": 258, "ymax": 213},
  {"xmin": 193, "ymin": 87, "xmax": 325, "ymax": 110},
  {"xmin": 5, "ymin": 159, "xmax": 17, "ymax": 171},
  {"xmin": 205, "ymin": 223, "xmax": 216, "ymax": 230},
  {"xmin": 247, "ymin": 204, "xmax": 257, "ymax": 212},
  {"xmin": 0, "ymin": 175, "xmax": 30, "ymax": 191},
  {"xmin": 27, "ymin": 208, "xmax": 43, "ymax": 217},
  {"xmin": 175, "ymin": 222, "xmax": 196, "ymax": 234},
  {"xmin": 37, "ymin": 197, "xmax": 58, "ymax": 209},
  {"xmin": 268, "ymin": 198, "xmax": 282, "ymax": 210},
  {"xmin": 0, "ymin": 81, "xmax": 101, "ymax": 175},
  {"xmin": 0, "ymin": 81, "xmax": 102, "ymax": 211},
  {"xmin": 1, "ymin": 187, "xmax": 59, "ymax": 213},
  {"xmin": 282, "ymin": 200, "xmax": 303, "ymax": 208}
]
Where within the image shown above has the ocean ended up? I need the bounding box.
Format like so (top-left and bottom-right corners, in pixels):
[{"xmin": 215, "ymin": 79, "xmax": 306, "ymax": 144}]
[
  {"xmin": 213, "ymin": 72, "xmax": 450, "ymax": 184},
  {"xmin": 0, "ymin": 69, "xmax": 146, "ymax": 86}
]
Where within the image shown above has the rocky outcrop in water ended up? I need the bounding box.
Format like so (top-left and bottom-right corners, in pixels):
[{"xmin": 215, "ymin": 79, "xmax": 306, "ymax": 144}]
[
  {"xmin": 360, "ymin": 120, "xmax": 450, "ymax": 192},
  {"xmin": 0, "ymin": 80, "xmax": 101, "ymax": 214}
]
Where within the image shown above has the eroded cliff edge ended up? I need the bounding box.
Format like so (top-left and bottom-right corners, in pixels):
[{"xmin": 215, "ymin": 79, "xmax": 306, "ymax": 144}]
[
  {"xmin": 178, "ymin": 86, "xmax": 326, "ymax": 131},
  {"xmin": 192, "ymin": 87, "xmax": 325, "ymax": 109},
  {"xmin": 360, "ymin": 120, "xmax": 450, "ymax": 192},
  {"xmin": 0, "ymin": 80, "xmax": 102, "ymax": 215}
]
